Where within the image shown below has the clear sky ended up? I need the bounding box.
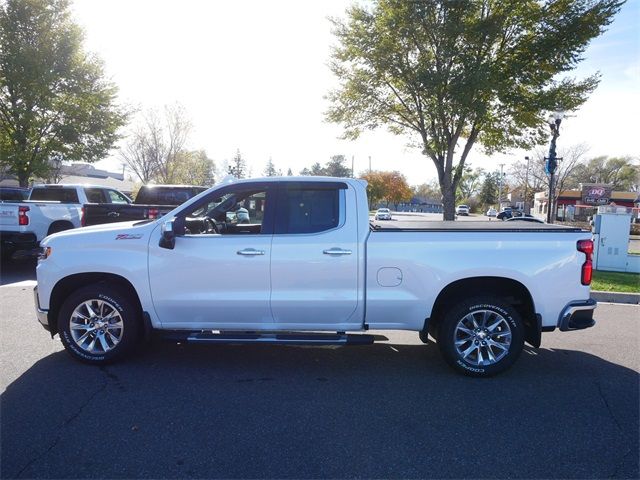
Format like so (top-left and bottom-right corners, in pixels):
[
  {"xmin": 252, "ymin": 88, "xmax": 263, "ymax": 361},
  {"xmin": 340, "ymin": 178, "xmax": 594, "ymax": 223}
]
[{"xmin": 72, "ymin": 0, "xmax": 640, "ymax": 185}]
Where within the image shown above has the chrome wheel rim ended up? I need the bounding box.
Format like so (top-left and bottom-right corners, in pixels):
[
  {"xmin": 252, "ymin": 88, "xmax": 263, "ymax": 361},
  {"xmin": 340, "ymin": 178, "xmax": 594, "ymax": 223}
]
[
  {"xmin": 454, "ymin": 309, "xmax": 512, "ymax": 367},
  {"xmin": 69, "ymin": 299, "xmax": 124, "ymax": 354}
]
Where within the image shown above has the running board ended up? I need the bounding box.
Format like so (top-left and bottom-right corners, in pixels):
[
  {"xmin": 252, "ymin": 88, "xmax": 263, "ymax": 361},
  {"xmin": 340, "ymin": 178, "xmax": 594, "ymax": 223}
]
[{"xmin": 161, "ymin": 331, "xmax": 387, "ymax": 346}]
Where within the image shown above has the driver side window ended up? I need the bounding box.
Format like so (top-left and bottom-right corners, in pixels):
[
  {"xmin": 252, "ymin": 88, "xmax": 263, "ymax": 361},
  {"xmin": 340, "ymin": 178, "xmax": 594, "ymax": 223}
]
[{"xmin": 183, "ymin": 187, "xmax": 269, "ymax": 235}]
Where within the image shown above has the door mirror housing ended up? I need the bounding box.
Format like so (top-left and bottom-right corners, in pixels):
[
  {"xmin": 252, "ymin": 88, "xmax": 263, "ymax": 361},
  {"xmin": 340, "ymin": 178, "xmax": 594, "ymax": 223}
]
[{"xmin": 159, "ymin": 218, "xmax": 176, "ymax": 249}]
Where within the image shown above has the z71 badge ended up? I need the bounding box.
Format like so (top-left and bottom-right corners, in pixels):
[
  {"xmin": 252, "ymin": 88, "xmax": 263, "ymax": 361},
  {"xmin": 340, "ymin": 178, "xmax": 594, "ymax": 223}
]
[{"xmin": 115, "ymin": 234, "xmax": 143, "ymax": 240}]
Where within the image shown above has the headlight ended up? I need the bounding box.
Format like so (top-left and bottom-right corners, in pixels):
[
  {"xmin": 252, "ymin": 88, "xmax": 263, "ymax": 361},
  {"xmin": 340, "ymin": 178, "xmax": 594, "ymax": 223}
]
[{"xmin": 38, "ymin": 246, "xmax": 52, "ymax": 260}]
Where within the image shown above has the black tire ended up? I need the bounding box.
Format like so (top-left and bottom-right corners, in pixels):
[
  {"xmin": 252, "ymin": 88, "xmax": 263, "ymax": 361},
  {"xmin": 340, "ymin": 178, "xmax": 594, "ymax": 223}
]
[
  {"xmin": 418, "ymin": 329, "xmax": 429, "ymax": 344},
  {"xmin": 47, "ymin": 221, "xmax": 74, "ymax": 236},
  {"xmin": 437, "ymin": 296, "xmax": 524, "ymax": 377},
  {"xmin": 58, "ymin": 284, "xmax": 140, "ymax": 364}
]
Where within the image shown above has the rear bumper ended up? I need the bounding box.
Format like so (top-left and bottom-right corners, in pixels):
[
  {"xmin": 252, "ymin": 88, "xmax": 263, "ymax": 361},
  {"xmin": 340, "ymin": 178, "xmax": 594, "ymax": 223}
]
[
  {"xmin": 33, "ymin": 286, "xmax": 51, "ymax": 332},
  {"xmin": 0, "ymin": 231, "xmax": 37, "ymax": 255},
  {"xmin": 558, "ymin": 299, "xmax": 596, "ymax": 331}
]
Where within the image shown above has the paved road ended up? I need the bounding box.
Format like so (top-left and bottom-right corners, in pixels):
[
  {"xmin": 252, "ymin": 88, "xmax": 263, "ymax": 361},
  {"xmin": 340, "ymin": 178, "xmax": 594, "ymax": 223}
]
[{"xmin": 1, "ymin": 270, "xmax": 638, "ymax": 479}]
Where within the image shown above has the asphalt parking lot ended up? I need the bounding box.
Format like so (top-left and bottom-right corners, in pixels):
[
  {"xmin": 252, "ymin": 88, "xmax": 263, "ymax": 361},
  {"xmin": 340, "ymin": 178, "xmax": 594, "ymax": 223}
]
[{"xmin": 1, "ymin": 259, "xmax": 638, "ymax": 479}]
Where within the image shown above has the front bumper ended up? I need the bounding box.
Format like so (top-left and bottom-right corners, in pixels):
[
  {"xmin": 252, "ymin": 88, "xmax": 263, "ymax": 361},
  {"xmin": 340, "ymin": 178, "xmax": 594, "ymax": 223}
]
[
  {"xmin": 33, "ymin": 286, "xmax": 51, "ymax": 332},
  {"xmin": 558, "ymin": 299, "xmax": 596, "ymax": 331}
]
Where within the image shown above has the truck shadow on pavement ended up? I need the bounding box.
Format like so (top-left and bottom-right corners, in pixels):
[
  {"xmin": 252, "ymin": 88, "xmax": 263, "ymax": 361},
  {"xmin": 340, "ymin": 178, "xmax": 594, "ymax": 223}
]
[
  {"xmin": 0, "ymin": 259, "xmax": 36, "ymax": 286},
  {"xmin": 1, "ymin": 342, "xmax": 638, "ymax": 479}
]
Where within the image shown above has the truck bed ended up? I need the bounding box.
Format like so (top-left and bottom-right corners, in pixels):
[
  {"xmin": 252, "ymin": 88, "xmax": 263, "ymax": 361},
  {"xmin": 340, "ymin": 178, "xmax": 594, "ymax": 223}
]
[{"xmin": 371, "ymin": 220, "xmax": 585, "ymax": 233}]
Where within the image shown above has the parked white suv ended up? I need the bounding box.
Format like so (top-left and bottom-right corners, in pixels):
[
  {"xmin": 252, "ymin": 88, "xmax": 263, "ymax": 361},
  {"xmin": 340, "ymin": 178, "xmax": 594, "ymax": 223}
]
[{"xmin": 456, "ymin": 204, "xmax": 470, "ymax": 216}]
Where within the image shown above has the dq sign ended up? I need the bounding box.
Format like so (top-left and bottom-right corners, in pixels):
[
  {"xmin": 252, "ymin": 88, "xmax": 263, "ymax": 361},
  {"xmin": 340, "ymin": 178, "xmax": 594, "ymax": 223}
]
[{"xmin": 582, "ymin": 185, "xmax": 612, "ymax": 205}]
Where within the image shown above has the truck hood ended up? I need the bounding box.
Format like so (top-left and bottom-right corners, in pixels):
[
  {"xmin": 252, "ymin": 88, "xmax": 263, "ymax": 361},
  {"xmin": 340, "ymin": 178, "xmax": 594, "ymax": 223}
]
[{"xmin": 41, "ymin": 220, "xmax": 158, "ymax": 246}]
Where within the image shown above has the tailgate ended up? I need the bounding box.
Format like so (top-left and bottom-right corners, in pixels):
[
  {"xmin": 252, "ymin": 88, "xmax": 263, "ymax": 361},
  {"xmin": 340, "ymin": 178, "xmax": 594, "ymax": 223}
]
[
  {"xmin": 83, "ymin": 204, "xmax": 170, "ymax": 226},
  {"xmin": 0, "ymin": 204, "xmax": 19, "ymax": 227}
]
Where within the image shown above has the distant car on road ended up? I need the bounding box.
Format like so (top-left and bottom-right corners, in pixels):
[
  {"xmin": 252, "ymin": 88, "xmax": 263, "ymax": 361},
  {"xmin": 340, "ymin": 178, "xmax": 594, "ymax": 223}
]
[
  {"xmin": 456, "ymin": 204, "xmax": 470, "ymax": 216},
  {"xmin": 374, "ymin": 208, "xmax": 392, "ymax": 220},
  {"xmin": 497, "ymin": 207, "xmax": 516, "ymax": 220},
  {"xmin": 486, "ymin": 207, "xmax": 497, "ymax": 217}
]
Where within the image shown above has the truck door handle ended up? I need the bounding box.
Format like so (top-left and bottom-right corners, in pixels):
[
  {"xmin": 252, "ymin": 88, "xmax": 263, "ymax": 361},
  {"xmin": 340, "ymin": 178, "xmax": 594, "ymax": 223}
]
[
  {"xmin": 107, "ymin": 211, "xmax": 120, "ymax": 218},
  {"xmin": 237, "ymin": 248, "xmax": 265, "ymax": 256},
  {"xmin": 323, "ymin": 248, "xmax": 352, "ymax": 256}
]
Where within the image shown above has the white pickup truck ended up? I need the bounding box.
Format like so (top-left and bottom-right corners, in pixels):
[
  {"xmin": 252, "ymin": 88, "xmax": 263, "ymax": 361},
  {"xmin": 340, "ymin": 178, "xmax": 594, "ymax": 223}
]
[
  {"xmin": 0, "ymin": 184, "xmax": 130, "ymax": 258},
  {"xmin": 33, "ymin": 177, "xmax": 596, "ymax": 376}
]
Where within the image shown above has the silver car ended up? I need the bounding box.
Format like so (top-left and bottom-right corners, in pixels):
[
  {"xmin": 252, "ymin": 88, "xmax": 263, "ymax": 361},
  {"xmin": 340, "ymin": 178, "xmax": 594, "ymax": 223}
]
[{"xmin": 375, "ymin": 208, "xmax": 392, "ymax": 220}]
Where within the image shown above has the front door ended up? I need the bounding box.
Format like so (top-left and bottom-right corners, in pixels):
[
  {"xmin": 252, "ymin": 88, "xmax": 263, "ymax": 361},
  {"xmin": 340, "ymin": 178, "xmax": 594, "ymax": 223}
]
[
  {"xmin": 148, "ymin": 184, "xmax": 275, "ymax": 330},
  {"xmin": 269, "ymin": 182, "xmax": 362, "ymax": 331}
]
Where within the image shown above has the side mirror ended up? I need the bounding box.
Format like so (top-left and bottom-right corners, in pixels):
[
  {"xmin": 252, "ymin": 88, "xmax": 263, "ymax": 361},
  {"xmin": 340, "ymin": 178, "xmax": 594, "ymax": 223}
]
[{"xmin": 159, "ymin": 218, "xmax": 176, "ymax": 250}]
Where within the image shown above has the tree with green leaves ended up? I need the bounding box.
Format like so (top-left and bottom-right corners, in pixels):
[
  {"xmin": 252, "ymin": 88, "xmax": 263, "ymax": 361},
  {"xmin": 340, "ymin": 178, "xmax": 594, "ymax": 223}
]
[
  {"xmin": 327, "ymin": 0, "xmax": 623, "ymax": 219},
  {"xmin": 479, "ymin": 172, "xmax": 499, "ymax": 208},
  {"xmin": 572, "ymin": 156, "xmax": 639, "ymax": 191},
  {"xmin": 324, "ymin": 155, "xmax": 352, "ymax": 177},
  {"xmin": 300, "ymin": 155, "xmax": 353, "ymax": 177},
  {"xmin": 0, "ymin": 0, "xmax": 126, "ymax": 186},
  {"xmin": 300, "ymin": 162, "xmax": 324, "ymax": 176},
  {"xmin": 169, "ymin": 150, "xmax": 215, "ymax": 186},
  {"xmin": 457, "ymin": 166, "xmax": 485, "ymax": 202}
]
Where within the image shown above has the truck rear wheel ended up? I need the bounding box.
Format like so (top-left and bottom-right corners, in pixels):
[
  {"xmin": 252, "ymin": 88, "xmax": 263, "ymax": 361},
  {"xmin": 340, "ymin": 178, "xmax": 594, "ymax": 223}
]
[
  {"xmin": 58, "ymin": 284, "xmax": 140, "ymax": 364},
  {"xmin": 437, "ymin": 296, "xmax": 524, "ymax": 377}
]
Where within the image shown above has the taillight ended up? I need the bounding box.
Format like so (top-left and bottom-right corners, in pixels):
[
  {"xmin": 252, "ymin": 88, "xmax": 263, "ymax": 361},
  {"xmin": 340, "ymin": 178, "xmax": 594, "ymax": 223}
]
[
  {"xmin": 18, "ymin": 206, "xmax": 29, "ymax": 225},
  {"xmin": 148, "ymin": 208, "xmax": 159, "ymax": 220},
  {"xmin": 577, "ymin": 239, "xmax": 593, "ymax": 285},
  {"xmin": 81, "ymin": 206, "xmax": 85, "ymax": 227}
]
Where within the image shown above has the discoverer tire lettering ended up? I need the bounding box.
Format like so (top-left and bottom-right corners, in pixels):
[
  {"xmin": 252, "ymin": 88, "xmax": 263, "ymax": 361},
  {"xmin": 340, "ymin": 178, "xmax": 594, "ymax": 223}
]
[
  {"xmin": 58, "ymin": 284, "xmax": 140, "ymax": 365},
  {"xmin": 437, "ymin": 296, "xmax": 525, "ymax": 377}
]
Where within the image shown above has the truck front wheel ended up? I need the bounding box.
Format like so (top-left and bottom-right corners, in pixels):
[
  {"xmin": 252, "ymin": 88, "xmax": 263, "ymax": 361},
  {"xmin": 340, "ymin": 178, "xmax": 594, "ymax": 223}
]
[
  {"xmin": 58, "ymin": 284, "xmax": 140, "ymax": 364},
  {"xmin": 437, "ymin": 297, "xmax": 524, "ymax": 377}
]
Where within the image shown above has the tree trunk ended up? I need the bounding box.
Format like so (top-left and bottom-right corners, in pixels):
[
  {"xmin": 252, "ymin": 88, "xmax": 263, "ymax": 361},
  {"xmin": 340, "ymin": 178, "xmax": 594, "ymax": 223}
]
[
  {"xmin": 442, "ymin": 188, "xmax": 456, "ymax": 221},
  {"xmin": 18, "ymin": 171, "xmax": 29, "ymax": 188}
]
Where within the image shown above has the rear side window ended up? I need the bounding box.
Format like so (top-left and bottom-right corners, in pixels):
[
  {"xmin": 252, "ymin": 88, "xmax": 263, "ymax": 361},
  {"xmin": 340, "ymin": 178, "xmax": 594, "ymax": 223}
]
[
  {"xmin": 276, "ymin": 188, "xmax": 340, "ymax": 234},
  {"xmin": 0, "ymin": 188, "xmax": 29, "ymax": 201},
  {"xmin": 30, "ymin": 188, "xmax": 79, "ymax": 203},
  {"xmin": 84, "ymin": 188, "xmax": 106, "ymax": 203},
  {"xmin": 107, "ymin": 190, "xmax": 130, "ymax": 204},
  {"xmin": 136, "ymin": 188, "xmax": 195, "ymax": 205}
]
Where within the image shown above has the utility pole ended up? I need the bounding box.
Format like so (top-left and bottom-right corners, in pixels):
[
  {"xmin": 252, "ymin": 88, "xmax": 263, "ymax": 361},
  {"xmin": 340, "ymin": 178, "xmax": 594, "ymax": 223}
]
[
  {"xmin": 497, "ymin": 163, "xmax": 505, "ymax": 210},
  {"xmin": 351, "ymin": 155, "xmax": 354, "ymax": 177},
  {"xmin": 523, "ymin": 156, "xmax": 530, "ymax": 214},
  {"xmin": 368, "ymin": 156, "xmax": 371, "ymax": 173},
  {"xmin": 545, "ymin": 112, "xmax": 564, "ymax": 224}
]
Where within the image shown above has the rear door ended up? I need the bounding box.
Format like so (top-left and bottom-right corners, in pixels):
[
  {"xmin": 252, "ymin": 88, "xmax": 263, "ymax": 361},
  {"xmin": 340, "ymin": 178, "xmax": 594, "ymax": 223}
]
[{"xmin": 269, "ymin": 182, "xmax": 361, "ymax": 331}]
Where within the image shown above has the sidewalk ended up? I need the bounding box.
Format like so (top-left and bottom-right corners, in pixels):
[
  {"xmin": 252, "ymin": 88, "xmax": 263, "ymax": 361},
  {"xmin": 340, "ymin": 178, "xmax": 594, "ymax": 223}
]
[{"xmin": 591, "ymin": 290, "xmax": 640, "ymax": 305}]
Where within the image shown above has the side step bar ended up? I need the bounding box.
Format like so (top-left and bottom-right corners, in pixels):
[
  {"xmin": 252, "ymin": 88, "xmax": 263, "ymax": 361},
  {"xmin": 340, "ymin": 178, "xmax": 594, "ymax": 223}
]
[{"xmin": 161, "ymin": 331, "xmax": 388, "ymax": 346}]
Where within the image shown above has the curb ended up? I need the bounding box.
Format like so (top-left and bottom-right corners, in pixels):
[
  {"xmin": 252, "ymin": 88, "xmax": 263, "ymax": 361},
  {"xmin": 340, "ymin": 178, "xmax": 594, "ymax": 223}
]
[{"xmin": 591, "ymin": 290, "xmax": 640, "ymax": 305}]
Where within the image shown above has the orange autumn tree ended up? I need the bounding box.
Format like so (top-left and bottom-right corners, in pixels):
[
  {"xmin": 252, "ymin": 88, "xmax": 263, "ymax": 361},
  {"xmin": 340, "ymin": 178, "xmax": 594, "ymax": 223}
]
[{"xmin": 361, "ymin": 170, "xmax": 412, "ymax": 210}]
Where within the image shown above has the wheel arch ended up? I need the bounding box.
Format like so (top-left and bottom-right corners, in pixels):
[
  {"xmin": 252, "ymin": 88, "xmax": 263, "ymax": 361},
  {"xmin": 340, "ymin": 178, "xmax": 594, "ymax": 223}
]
[
  {"xmin": 48, "ymin": 272, "xmax": 143, "ymax": 336},
  {"xmin": 426, "ymin": 276, "xmax": 540, "ymax": 348},
  {"xmin": 47, "ymin": 220, "xmax": 75, "ymax": 236}
]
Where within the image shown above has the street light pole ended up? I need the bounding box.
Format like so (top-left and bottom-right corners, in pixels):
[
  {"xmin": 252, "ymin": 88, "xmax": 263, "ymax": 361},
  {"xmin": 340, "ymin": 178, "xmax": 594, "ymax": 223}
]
[
  {"xmin": 523, "ymin": 156, "xmax": 530, "ymax": 214},
  {"xmin": 497, "ymin": 163, "xmax": 505, "ymax": 210},
  {"xmin": 545, "ymin": 111, "xmax": 564, "ymax": 224}
]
